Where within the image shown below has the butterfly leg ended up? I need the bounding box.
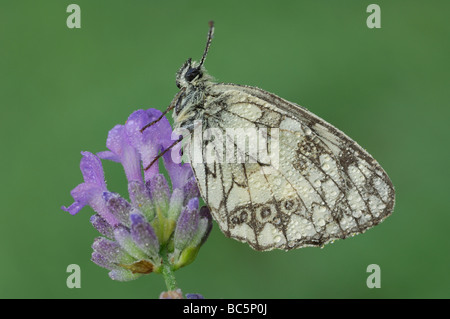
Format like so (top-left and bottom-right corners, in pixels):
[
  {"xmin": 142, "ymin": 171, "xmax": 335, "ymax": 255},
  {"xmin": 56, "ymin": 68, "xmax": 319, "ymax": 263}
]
[
  {"xmin": 144, "ymin": 135, "xmax": 184, "ymax": 171},
  {"xmin": 140, "ymin": 87, "xmax": 186, "ymax": 133}
]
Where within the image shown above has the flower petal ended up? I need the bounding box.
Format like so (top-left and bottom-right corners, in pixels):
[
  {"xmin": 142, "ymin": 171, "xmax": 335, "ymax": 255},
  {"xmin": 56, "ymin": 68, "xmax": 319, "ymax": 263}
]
[
  {"xmin": 104, "ymin": 125, "xmax": 142, "ymax": 182},
  {"xmin": 80, "ymin": 152, "xmax": 106, "ymax": 188},
  {"xmin": 62, "ymin": 152, "xmax": 120, "ymax": 226},
  {"xmin": 61, "ymin": 201, "xmax": 85, "ymax": 216},
  {"xmin": 125, "ymin": 109, "xmax": 173, "ymax": 181},
  {"xmin": 62, "ymin": 183, "xmax": 121, "ymax": 227},
  {"xmin": 97, "ymin": 151, "xmax": 120, "ymax": 163},
  {"xmin": 162, "ymin": 152, "xmax": 195, "ymax": 190},
  {"xmin": 103, "ymin": 192, "xmax": 132, "ymax": 226},
  {"xmin": 68, "ymin": 183, "xmax": 102, "ymax": 207}
]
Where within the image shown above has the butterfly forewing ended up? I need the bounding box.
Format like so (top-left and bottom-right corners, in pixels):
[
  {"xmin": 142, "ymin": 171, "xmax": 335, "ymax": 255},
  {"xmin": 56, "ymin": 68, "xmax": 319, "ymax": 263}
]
[{"xmin": 185, "ymin": 83, "xmax": 395, "ymax": 251}]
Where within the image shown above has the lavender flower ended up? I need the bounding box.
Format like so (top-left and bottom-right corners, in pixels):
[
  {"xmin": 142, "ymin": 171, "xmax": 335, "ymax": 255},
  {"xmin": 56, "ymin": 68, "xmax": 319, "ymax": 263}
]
[
  {"xmin": 159, "ymin": 289, "xmax": 204, "ymax": 299},
  {"xmin": 62, "ymin": 109, "xmax": 212, "ymax": 292}
]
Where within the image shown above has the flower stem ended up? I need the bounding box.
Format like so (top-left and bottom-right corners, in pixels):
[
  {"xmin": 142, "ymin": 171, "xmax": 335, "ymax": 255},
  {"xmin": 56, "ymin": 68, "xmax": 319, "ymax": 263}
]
[{"xmin": 161, "ymin": 246, "xmax": 177, "ymax": 291}]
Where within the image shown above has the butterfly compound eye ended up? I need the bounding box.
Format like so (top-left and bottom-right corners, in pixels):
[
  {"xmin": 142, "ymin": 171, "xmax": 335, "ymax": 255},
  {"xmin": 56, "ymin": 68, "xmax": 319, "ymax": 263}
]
[{"xmin": 185, "ymin": 67, "xmax": 202, "ymax": 82}]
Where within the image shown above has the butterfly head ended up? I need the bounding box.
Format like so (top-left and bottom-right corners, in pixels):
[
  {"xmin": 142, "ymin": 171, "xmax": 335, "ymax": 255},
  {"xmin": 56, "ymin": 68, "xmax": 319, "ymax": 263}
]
[
  {"xmin": 175, "ymin": 21, "xmax": 215, "ymax": 90},
  {"xmin": 175, "ymin": 58, "xmax": 205, "ymax": 89}
]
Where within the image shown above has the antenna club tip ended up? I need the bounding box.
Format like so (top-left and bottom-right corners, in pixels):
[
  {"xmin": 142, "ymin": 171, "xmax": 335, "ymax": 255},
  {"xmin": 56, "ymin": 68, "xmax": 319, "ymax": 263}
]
[{"xmin": 199, "ymin": 21, "xmax": 215, "ymax": 67}]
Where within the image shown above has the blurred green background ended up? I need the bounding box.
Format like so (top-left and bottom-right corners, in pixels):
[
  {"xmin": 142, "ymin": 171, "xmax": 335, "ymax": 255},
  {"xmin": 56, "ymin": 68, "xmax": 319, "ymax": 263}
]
[{"xmin": 1, "ymin": 0, "xmax": 449, "ymax": 299}]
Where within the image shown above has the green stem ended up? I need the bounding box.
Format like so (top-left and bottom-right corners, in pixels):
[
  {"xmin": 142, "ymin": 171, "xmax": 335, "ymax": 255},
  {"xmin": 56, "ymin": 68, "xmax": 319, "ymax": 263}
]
[{"xmin": 161, "ymin": 246, "xmax": 177, "ymax": 291}]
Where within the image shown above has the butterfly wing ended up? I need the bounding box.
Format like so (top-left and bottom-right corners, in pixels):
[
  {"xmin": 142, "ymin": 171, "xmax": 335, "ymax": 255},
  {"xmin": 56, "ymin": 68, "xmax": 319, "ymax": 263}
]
[{"xmin": 187, "ymin": 83, "xmax": 395, "ymax": 251}]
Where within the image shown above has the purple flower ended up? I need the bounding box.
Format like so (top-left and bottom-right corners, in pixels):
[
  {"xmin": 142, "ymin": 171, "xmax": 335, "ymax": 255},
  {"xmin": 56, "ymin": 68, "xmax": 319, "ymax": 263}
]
[
  {"xmin": 61, "ymin": 152, "xmax": 119, "ymax": 226},
  {"xmin": 185, "ymin": 293, "xmax": 205, "ymax": 299},
  {"xmin": 172, "ymin": 200, "xmax": 212, "ymax": 270},
  {"xmin": 62, "ymin": 108, "xmax": 211, "ymax": 284},
  {"xmin": 159, "ymin": 289, "xmax": 204, "ymax": 299},
  {"xmin": 97, "ymin": 124, "xmax": 141, "ymax": 182},
  {"xmin": 124, "ymin": 109, "xmax": 192, "ymax": 187}
]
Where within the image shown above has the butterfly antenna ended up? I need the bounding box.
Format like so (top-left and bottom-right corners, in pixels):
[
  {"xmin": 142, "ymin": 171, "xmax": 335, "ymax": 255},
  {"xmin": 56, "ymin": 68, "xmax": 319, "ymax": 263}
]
[
  {"xmin": 141, "ymin": 21, "xmax": 213, "ymax": 134},
  {"xmin": 198, "ymin": 21, "xmax": 214, "ymax": 68},
  {"xmin": 144, "ymin": 136, "xmax": 184, "ymax": 171}
]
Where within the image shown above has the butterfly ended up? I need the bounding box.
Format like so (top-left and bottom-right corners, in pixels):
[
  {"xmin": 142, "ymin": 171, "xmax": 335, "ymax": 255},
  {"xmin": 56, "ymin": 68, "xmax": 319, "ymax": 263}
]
[{"xmin": 148, "ymin": 21, "xmax": 395, "ymax": 251}]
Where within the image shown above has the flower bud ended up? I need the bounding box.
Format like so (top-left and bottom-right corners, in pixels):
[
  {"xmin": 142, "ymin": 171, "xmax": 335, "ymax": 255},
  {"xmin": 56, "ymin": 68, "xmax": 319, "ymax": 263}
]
[
  {"xmin": 128, "ymin": 180, "xmax": 155, "ymax": 221},
  {"xmin": 90, "ymin": 214, "xmax": 114, "ymax": 239},
  {"xmin": 113, "ymin": 225, "xmax": 147, "ymax": 260},
  {"xmin": 104, "ymin": 192, "xmax": 132, "ymax": 226},
  {"xmin": 171, "ymin": 205, "xmax": 212, "ymax": 270},
  {"xmin": 92, "ymin": 237, "xmax": 134, "ymax": 265},
  {"xmin": 109, "ymin": 268, "xmax": 142, "ymax": 282},
  {"xmin": 173, "ymin": 198, "xmax": 200, "ymax": 252},
  {"xmin": 130, "ymin": 212, "xmax": 160, "ymax": 262},
  {"xmin": 147, "ymin": 174, "xmax": 170, "ymax": 209}
]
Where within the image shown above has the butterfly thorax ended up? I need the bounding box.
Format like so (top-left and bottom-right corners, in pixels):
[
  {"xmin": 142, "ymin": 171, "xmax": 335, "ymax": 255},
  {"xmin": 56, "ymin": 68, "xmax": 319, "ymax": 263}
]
[{"xmin": 172, "ymin": 59, "xmax": 215, "ymax": 131}]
